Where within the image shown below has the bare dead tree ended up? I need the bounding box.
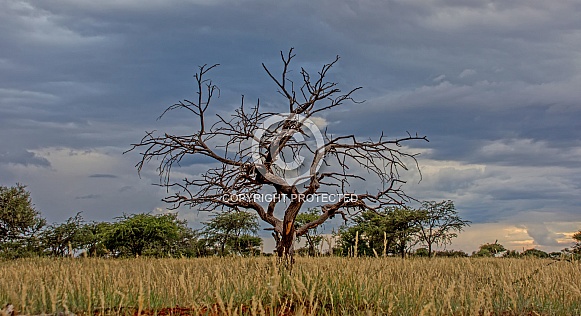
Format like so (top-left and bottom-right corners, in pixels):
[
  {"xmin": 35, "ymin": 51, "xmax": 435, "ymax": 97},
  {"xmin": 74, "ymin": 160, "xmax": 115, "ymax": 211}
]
[{"xmin": 127, "ymin": 48, "xmax": 428, "ymax": 264}]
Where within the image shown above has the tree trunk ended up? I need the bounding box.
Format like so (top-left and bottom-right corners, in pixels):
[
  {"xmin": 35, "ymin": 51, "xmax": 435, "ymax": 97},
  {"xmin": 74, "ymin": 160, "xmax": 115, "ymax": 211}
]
[
  {"xmin": 275, "ymin": 202, "xmax": 302, "ymax": 266},
  {"xmin": 306, "ymin": 234, "xmax": 315, "ymax": 256},
  {"xmin": 274, "ymin": 222, "xmax": 296, "ymax": 266}
]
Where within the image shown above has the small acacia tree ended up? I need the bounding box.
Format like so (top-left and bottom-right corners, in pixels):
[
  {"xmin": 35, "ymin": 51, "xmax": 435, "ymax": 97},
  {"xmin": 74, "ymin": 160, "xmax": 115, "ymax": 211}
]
[
  {"xmin": 40, "ymin": 212, "xmax": 88, "ymax": 257},
  {"xmin": 295, "ymin": 208, "xmax": 324, "ymax": 256},
  {"xmin": 338, "ymin": 207, "xmax": 423, "ymax": 258},
  {"xmin": 414, "ymin": 200, "xmax": 470, "ymax": 257},
  {"xmin": 0, "ymin": 183, "xmax": 46, "ymax": 257},
  {"xmin": 473, "ymin": 241, "xmax": 506, "ymax": 257},
  {"xmin": 103, "ymin": 213, "xmax": 187, "ymax": 257},
  {"xmin": 573, "ymin": 230, "xmax": 581, "ymax": 254},
  {"xmin": 202, "ymin": 211, "xmax": 261, "ymax": 256},
  {"xmin": 128, "ymin": 49, "xmax": 427, "ymax": 262}
]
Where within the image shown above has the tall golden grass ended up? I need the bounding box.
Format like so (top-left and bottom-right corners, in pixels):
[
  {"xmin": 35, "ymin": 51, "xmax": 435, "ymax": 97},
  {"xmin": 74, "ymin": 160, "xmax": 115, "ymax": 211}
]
[{"xmin": 1, "ymin": 257, "xmax": 580, "ymax": 315}]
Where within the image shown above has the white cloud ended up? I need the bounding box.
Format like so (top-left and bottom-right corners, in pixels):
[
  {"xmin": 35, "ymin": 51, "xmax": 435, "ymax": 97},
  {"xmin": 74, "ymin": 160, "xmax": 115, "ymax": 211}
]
[
  {"xmin": 522, "ymin": 222, "xmax": 566, "ymax": 247},
  {"xmin": 433, "ymin": 74, "xmax": 446, "ymax": 82},
  {"xmin": 309, "ymin": 116, "xmax": 329, "ymax": 129},
  {"xmin": 458, "ymin": 69, "xmax": 476, "ymax": 78}
]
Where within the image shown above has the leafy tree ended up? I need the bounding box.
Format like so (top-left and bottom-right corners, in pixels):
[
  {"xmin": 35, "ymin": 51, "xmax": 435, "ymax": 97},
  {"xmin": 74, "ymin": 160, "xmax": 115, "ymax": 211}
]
[
  {"xmin": 522, "ymin": 248, "xmax": 549, "ymax": 258},
  {"xmin": 338, "ymin": 207, "xmax": 423, "ymax": 258},
  {"xmin": 168, "ymin": 226, "xmax": 208, "ymax": 257},
  {"xmin": 202, "ymin": 211, "xmax": 261, "ymax": 256},
  {"xmin": 82, "ymin": 221, "xmax": 113, "ymax": 257},
  {"xmin": 434, "ymin": 249, "xmax": 469, "ymax": 257},
  {"xmin": 392, "ymin": 207, "xmax": 424, "ymax": 258},
  {"xmin": 40, "ymin": 212, "xmax": 89, "ymax": 257},
  {"xmin": 295, "ymin": 208, "xmax": 324, "ymax": 256},
  {"xmin": 573, "ymin": 231, "xmax": 581, "ymax": 254},
  {"xmin": 0, "ymin": 184, "xmax": 46, "ymax": 258},
  {"xmin": 503, "ymin": 250, "xmax": 521, "ymax": 258},
  {"xmin": 338, "ymin": 210, "xmax": 391, "ymax": 257},
  {"xmin": 415, "ymin": 247, "xmax": 429, "ymax": 257},
  {"xmin": 103, "ymin": 213, "xmax": 188, "ymax": 257},
  {"xmin": 414, "ymin": 200, "xmax": 470, "ymax": 257},
  {"xmin": 233, "ymin": 235, "xmax": 262, "ymax": 256},
  {"xmin": 472, "ymin": 241, "xmax": 506, "ymax": 257},
  {"xmin": 40, "ymin": 215, "xmax": 118, "ymax": 258},
  {"xmin": 416, "ymin": 248, "xmax": 469, "ymax": 257},
  {"xmin": 127, "ymin": 49, "xmax": 427, "ymax": 262}
]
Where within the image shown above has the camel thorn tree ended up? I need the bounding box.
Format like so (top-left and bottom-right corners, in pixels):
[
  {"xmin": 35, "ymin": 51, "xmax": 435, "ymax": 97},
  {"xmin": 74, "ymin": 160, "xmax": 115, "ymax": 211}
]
[{"xmin": 127, "ymin": 48, "xmax": 428, "ymax": 264}]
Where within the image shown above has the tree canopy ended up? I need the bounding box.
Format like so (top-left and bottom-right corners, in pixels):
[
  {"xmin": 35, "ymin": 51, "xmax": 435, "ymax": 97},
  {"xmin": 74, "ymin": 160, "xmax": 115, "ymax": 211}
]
[
  {"xmin": 414, "ymin": 200, "xmax": 471, "ymax": 257},
  {"xmin": 103, "ymin": 213, "xmax": 191, "ymax": 257},
  {"xmin": 40, "ymin": 212, "xmax": 88, "ymax": 257},
  {"xmin": 0, "ymin": 184, "xmax": 45, "ymax": 241},
  {"xmin": 0, "ymin": 184, "xmax": 46, "ymax": 258},
  {"xmin": 201, "ymin": 211, "xmax": 261, "ymax": 256},
  {"xmin": 338, "ymin": 207, "xmax": 424, "ymax": 258},
  {"xmin": 294, "ymin": 208, "xmax": 325, "ymax": 256},
  {"xmin": 473, "ymin": 242, "xmax": 507, "ymax": 257},
  {"xmin": 573, "ymin": 231, "xmax": 581, "ymax": 254}
]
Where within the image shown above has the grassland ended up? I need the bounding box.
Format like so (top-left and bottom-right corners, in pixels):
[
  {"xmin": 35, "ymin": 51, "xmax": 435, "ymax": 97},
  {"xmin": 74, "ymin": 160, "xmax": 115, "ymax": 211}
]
[{"xmin": 1, "ymin": 257, "xmax": 580, "ymax": 315}]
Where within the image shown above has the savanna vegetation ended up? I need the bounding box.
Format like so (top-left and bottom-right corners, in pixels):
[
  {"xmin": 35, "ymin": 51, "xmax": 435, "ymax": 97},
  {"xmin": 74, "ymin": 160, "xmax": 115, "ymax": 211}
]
[
  {"xmin": 2, "ymin": 50, "xmax": 581, "ymax": 315},
  {"xmin": 2, "ymin": 183, "xmax": 581, "ymax": 316},
  {"xmin": 1, "ymin": 257, "xmax": 581, "ymax": 315},
  {"xmin": 0, "ymin": 184, "xmax": 264, "ymax": 259},
  {"xmin": 0, "ymin": 184, "xmax": 475, "ymax": 260}
]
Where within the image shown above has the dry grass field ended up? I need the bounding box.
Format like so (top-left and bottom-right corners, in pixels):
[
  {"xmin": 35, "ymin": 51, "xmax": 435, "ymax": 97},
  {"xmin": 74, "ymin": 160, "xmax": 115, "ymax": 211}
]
[{"xmin": 1, "ymin": 257, "xmax": 580, "ymax": 315}]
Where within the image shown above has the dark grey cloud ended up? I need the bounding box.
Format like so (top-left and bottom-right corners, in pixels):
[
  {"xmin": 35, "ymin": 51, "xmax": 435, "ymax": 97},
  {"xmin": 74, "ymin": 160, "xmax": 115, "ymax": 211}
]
[
  {"xmin": 89, "ymin": 174, "xmax": 118, "ymax": 178},
  {"xmin": 329, "ymin": 77, "xmax": 581, "ymax": 170},
  {"xmin": 0, "ymin": 149, "xmax": 51, "ymax": 167},
  {"xmin": 75, "ymin": 194, "xmax": 101, "ymax": 200}
]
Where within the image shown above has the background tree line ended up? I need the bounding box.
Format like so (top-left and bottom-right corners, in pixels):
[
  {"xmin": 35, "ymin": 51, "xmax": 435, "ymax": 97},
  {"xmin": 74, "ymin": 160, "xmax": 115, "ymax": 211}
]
[
  {"xmin": 0, "ymin": 184, "xmax": 262, "ymax": 258},
  {"xmin": 335, "ymin": 200, "xmax": 470, "ymax": 258},
  {"xmin": 2, "ymin": 184, "xmax": 580, "ymax": 259}
]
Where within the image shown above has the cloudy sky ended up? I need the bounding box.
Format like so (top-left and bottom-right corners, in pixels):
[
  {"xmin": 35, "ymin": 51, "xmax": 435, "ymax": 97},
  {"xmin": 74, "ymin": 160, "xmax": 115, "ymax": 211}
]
[{"xmin": 1, "ymin": 0, "xmax": 580, "ymax": 253}]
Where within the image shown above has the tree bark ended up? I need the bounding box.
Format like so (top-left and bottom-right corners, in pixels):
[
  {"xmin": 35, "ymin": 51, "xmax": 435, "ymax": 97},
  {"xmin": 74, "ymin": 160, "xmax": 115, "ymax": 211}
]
[
  {"xmin": 276, "ymin": 224, "xmax": 295, "ymax": 258},
  {"xmin": 306, "ymin": 234, "xmax": 315, "ymax": 256}
]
